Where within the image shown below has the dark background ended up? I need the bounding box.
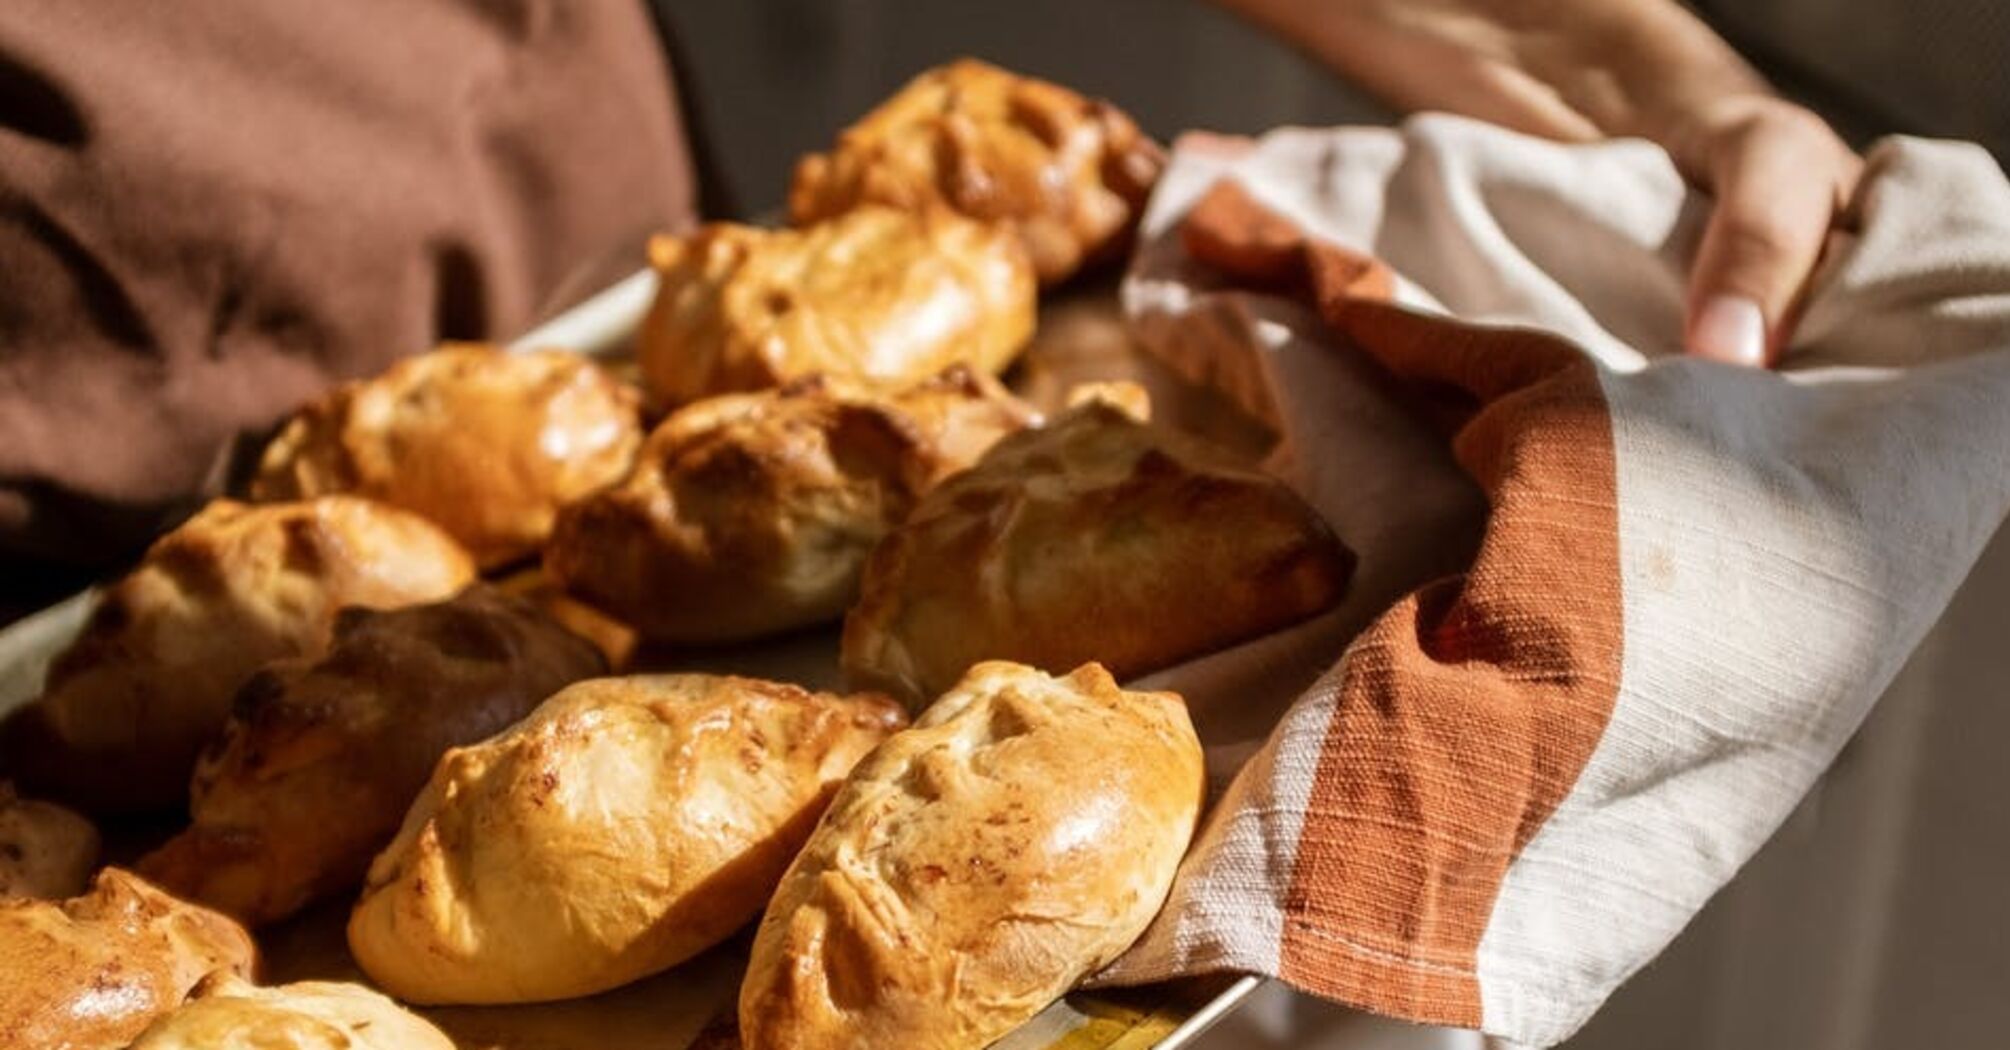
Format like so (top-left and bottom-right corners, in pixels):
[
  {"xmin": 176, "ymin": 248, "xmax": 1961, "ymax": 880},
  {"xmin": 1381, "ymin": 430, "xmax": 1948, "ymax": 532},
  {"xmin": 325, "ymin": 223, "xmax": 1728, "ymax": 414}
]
[{"xmin": 658, "ymin": 0, "xmax": 2009, "ymax": 217}]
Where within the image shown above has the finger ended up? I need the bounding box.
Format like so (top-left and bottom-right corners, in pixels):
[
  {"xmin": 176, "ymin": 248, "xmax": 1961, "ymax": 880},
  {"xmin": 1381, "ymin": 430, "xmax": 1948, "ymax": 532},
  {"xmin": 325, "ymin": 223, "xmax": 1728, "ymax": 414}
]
[{"xmin": 1684, "ymin": 105, "xmax": 1861, "ymax": 367}]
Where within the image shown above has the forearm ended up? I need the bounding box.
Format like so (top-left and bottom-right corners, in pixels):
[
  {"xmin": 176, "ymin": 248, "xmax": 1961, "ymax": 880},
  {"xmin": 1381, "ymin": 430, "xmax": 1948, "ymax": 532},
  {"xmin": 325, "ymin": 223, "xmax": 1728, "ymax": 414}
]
[
  {"xmin": 1215, "ymin": 0, "xmax": 1770, "ymax": 168},
  {"xmin": 1213, "ymin": 0, "xmax": 1863, "ymax": 368}
]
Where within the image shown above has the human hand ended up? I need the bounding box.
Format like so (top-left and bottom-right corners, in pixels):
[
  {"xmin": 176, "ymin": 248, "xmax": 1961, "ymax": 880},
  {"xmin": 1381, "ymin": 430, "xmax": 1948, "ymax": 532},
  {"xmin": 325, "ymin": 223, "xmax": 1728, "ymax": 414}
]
[
  {"xmin": 1663, "ymin": 93, "xmax": 1862, "ymax": 366},
  {"xmin": 1217, "ymin": 0, "xmax": 1863, "ymax": 366}
]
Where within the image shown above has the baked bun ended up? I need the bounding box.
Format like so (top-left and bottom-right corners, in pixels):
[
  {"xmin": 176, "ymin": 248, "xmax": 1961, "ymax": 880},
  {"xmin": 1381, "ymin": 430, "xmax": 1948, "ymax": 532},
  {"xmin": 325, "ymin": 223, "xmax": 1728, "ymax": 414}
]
[
  {"xmin": 0, "ymin": 869, "xmax": 256, "ymax": 1048},
  {"xmin": 139, "ymin": 585, "xmax": 605, "ymax": 926},
  {"xmin": 127, "ymin": 973, "xmax": 454, "ymax": 1050},
  {"xmin": 547, "ymin": 367, "xmax": 1038, "ymax": 643},
  {"xmin": 5, "ymin": 498, "xmax": 475, "ymax": 813},
  {"xmin": 0, "ymin": 783, "xmax": 97, "ymax": 899},
  {"xmin": 251, "ymin": 345, "xmax": 643, "ymax": 568},
  {"xmin": 842, "ymin": 401, "xmax": 1354, "ymax": 706},
  {"xmin": 348, "ymin": 674, "xmax": 907, "ymax": 1005},
  {"xmin": 739, "ymin": 661, "xmax": 1203, "ymax": 1050},
  {"xmin": 636, "ymin": 205, "xmax": 1034, "ymax": 407},
  {"xmin": 790, "ymin": 59, "xmax": 1165, "ymax": 285},
  {"xmin": 496, "ymin": 571, "xmax": 641, "ymax": 670}
]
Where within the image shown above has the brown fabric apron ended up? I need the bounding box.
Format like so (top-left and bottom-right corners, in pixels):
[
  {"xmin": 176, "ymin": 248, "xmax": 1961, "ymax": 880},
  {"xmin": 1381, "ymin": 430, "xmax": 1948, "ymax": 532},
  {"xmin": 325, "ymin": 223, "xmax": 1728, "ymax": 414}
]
[{"xmin": 0, "ymin": 0, "xmax": 697, "ymax": 584}]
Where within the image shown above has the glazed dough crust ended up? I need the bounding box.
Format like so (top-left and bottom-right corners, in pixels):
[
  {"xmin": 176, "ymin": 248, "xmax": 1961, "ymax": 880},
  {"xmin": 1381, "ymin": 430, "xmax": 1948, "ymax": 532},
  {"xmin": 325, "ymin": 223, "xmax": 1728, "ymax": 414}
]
[
  {"xmin": 0, "ymin": 869, "xmax": 256, "ymax": 1050},
  {"xmin": 790, "ymin": 59, "xmax": 1165, "ymax": 285},
  {"xmin": 842, "ymin": 402, "xmax": 1355, "ymax": 707},
  {"xmin": 739, "ymin": 661, "xmax": 1204, "ymax": 1050},
  {"xmin": 252, "ymin": 345, "xmax": 643, "ymax": 569},
  {"xmin": 127, "ymin": 973, "xmax": 455, "ymax": 1050},
  {"xmin": 348, "ymin": 674, "xmax": 906, "ymax": 1005},
  {"xmin": 546, "ymin": 367, "xmax": 1037, "ymax": 643},
  {"xmin": 139, "ymin": 585, "xmax": 605, "ymax": 926},
  {"xmin": 636, "ymin": 205, "xmax": 1035, "ymax": 407},
  {"xmin": 4, "ymin": 497, "xmax": 476, "ymax": 813}
]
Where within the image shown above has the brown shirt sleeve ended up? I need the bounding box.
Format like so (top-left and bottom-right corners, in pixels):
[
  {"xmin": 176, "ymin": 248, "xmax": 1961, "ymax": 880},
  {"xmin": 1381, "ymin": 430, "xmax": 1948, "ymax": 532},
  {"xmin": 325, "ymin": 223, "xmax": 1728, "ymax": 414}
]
[{"xmin": 0, "ymin": 0, "xmax": 696, "ymax": 568}]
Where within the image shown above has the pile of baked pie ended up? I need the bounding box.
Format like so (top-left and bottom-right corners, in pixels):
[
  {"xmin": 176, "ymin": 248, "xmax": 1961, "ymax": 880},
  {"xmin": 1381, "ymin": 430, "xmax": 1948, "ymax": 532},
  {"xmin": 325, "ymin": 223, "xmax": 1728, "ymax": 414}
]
[{"xmin": 0, "ymin": 60, "xmax": 1353, "ymax": 1050}]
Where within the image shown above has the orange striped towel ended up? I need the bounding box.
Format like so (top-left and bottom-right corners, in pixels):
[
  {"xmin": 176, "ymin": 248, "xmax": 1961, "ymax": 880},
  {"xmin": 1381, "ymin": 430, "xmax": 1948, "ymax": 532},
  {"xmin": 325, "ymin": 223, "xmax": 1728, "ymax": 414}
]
[{"xmin": 1097, "ymin": 115, "xmax": 2010, "ymax": 1046}]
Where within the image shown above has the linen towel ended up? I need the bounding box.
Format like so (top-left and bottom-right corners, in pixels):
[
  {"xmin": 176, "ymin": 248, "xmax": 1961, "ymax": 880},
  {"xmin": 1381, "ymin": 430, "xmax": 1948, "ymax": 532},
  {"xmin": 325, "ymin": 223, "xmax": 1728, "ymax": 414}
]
[{"xmin": 1098, "ymin": 114, "xmax": 2010, "ymax": 1048}]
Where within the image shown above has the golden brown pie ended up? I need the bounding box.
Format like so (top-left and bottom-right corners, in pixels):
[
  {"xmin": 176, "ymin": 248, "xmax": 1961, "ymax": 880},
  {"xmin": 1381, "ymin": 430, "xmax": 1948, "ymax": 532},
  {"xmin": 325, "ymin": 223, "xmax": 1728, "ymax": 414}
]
[
  {"xmin": 138, "ymin": 585, "xmax": 604, "ymax": 926},
  {"xmin": 251, "ymin": 344, "xmax": 643, "ymax": 568},
  {"xmin": 739, "ymin": 661, "xmax": 1203, "ymax": 1050},
  {"xmin": 0, "ymin": 869, "xmax": 256, "ymax": 1049},
  {"xmin": 546, "ymin": 367, "xmax": 1038, "ymax": 643},
  {"xmin": 790, "ymin": 59, "xmax": 1165, "ymax": 285},
  {"xmin": 842, "ymin": 401, "xmax": 1354, "ymax": 707},
  {"xmin": 126, "ymin": 973, "xmax": 455, "ymax": 1050},
  {"xmin": 348, "ymin": 674, "xmax": 906, "ymax": 1005},
  {"xmin": 3, "ymin": 497, "xmax": 476, "ymax": 814},
  {"xmin": 635, "ymin": 205, "xmax": 1035, "ymax": 407}
]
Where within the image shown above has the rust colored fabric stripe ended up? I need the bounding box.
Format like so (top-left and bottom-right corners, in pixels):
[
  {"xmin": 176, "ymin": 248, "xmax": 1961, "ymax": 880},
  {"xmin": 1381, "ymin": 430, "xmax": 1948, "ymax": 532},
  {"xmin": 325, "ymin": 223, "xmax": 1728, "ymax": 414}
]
[{"xmin": 1183, "ymin": 181, "xmax": 1626, "ymax": 1026}]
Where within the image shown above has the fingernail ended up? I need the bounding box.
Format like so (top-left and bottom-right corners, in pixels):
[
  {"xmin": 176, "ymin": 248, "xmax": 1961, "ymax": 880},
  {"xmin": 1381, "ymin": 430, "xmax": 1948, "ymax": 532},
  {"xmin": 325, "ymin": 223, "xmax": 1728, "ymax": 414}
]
[{"xmin": 1690, "ymin": 296, "xmax": 1767, "ymax": 366}]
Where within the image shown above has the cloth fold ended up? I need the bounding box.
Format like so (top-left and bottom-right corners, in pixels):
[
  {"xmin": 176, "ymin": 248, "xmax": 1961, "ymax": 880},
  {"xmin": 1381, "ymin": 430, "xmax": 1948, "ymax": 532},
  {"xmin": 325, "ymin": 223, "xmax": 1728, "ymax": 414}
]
[
  {"xmin": 1101, "ymin": 115, "xmax": 2010, "ymax": 1047},
  {"xmin": 0, "ymin": 1, "xmax": 696, "ymax": 567}
]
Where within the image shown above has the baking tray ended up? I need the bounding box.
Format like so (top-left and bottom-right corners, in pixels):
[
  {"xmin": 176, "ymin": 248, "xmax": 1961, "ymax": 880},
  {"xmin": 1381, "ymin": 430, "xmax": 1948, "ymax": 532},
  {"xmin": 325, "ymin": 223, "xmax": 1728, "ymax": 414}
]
[{"xmin": 0, "ymin": 270, "xmax": 1265, "ymax": 1049}]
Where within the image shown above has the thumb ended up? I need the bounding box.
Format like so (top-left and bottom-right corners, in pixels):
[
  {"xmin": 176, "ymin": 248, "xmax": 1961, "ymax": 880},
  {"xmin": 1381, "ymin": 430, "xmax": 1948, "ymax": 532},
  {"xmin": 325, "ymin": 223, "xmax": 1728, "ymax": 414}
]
[{"xmin": 1682, "ymin": 100, "xmax": 1860, "ymax": 367}]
